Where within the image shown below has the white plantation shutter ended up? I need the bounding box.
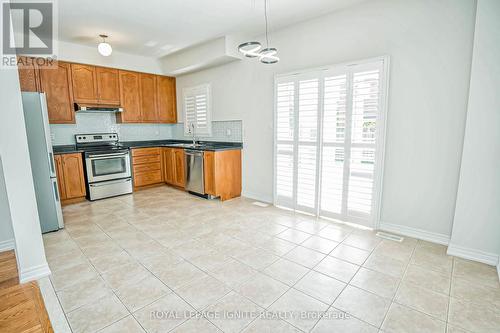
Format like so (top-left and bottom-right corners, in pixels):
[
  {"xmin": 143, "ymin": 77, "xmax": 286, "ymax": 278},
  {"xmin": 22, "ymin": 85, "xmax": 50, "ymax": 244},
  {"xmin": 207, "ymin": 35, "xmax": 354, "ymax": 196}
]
[
  {"xmin": 320, "ymin": 73, "xmax": 348, "ymax": 215},
  {"xmin": 275, "ymin": 81, "xmax": 295, "ymax": 206},
  {"xmin": 183, "ymin": 84, "xmax": 212, "ymax": 136},
  {"xmin": 296, "ymin": 78, "xmax": 319, "ymax": 213},
  {"xmin": 346, "ymin": 68, "xmax": 381, "ymax": 218},
  {"xmin": 274, "ymin": 59, "xmax": 387, "ymax": 227}
]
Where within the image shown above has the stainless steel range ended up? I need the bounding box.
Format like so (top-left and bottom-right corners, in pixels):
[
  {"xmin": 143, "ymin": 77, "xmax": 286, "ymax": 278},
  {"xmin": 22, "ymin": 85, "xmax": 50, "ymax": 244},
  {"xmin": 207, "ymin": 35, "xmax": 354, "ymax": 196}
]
[{"xmin": 76, "ymin": 133, "xmax": 132, "ymax": 200}]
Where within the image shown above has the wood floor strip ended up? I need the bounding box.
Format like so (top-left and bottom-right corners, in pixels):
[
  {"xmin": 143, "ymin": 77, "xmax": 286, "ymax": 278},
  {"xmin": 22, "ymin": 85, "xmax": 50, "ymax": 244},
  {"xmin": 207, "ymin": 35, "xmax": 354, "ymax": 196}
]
[{"xmin": 0, "ymin": 250, "xmax": 53, "ymax": 333}]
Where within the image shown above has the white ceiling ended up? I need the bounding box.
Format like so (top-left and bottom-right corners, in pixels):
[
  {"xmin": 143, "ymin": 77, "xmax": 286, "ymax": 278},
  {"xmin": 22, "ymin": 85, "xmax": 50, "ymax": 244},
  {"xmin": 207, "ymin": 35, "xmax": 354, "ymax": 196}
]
[{"xmin": 57, "ymin": 0, "xmax": 367, "ymax": 57}]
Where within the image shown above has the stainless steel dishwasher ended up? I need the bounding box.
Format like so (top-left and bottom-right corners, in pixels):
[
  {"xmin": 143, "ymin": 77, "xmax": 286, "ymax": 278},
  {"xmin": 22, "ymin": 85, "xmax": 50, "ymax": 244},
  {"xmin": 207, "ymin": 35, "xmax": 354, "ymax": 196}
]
[{"xmin": 185, "ymin": 149, "xmax": 205, "ymax": 196}]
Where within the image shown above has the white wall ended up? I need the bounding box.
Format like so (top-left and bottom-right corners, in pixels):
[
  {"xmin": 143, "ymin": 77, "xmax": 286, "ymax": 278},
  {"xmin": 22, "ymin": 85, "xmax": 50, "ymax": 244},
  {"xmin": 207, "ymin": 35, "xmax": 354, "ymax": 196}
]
[
  {"xmin": 0, "ymin": 156, "xmax": 14, "ymax": 251},
  {"xmin": 57, "ymin": 40, "xmax": 163, "ymax": 74},
  {"xmin": 176, "ymin": 0, "xmax": 476, "ymax": 238},
  {"xmin": 448, "ymin": 0, "xmax": 500, "ymax": 265},
  {"xmin": 0, "ymin": 66, "xmax": 49, "ymax": 282}
]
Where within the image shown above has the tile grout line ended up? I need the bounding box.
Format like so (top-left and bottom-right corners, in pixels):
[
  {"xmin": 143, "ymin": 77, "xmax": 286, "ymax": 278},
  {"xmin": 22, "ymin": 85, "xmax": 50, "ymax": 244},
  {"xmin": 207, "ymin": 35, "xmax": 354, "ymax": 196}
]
[{"xmin": 376, "ymin": 239, "xmax": 419, "ymax": 330}]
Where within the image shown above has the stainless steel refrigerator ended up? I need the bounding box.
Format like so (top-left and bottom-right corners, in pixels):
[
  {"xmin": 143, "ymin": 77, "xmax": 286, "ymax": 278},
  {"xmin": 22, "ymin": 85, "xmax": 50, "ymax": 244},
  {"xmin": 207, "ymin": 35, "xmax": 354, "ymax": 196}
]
[{"xmin": 21, "ymin": 92, "xmax": 64, "ymax": 233}]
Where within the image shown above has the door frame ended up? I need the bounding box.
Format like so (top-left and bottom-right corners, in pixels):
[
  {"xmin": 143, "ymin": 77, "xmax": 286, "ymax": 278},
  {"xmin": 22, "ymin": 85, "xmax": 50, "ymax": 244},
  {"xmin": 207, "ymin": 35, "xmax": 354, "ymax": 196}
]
[{"xmin": 273, "ymin": 55, "xmax": 390, "ymax": 229}]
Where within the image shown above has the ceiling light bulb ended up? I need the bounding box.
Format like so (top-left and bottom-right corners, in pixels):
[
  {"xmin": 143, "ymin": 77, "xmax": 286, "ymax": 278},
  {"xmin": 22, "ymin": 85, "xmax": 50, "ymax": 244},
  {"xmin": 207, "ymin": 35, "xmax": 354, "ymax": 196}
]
[
  {"xmin": 97, "ymin": 34, "xmax": 112, "ymax": 56},
  {"xmin": 98, "ymin": 42, "xmax": 112, "ymax": 56}
]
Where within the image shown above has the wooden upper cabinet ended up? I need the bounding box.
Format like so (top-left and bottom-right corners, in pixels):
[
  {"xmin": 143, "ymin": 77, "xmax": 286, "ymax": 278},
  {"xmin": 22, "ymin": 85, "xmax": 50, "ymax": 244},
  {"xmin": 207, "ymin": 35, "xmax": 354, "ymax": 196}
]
[
  {"xmin": 17, "ymin": 56, "xmax": 40, "ymax": 92},
  {"xmin": 71, "ymin": 64, "xmax": 97, "ymax": 104},
  {"xmin": 96, "ymin": 67, "xmax": 120, "ymax": 105},
  {"xmin": 16, "ymin": 56, "xmax": 176, "ymax": 124},
  {"xmin": 117, "ymin": 70, "xmax": 142, "ymax": 123},
  {"xmin": 140, "ymin": 74, "xmax": 158, "ymax": 122},
  {"xmin": 39, "ymin": 61, "xmax": 75, "ymax": 124},
  {"xmin": 157, "ymin": 76, "xmax": 177, "ymax": 123}
]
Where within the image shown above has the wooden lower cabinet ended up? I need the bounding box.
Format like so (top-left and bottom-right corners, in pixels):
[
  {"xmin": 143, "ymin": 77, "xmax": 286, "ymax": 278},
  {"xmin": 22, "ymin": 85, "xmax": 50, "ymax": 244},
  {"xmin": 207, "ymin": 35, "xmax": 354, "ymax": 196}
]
[
  {"xmin": 132, "ymin": 148, "xmax": 164, "ymax": 189},
  {"xmin": 162, "ymin": 148, "xmax": 174, "ymax": 185},
  {"xmin": 162, "ymin": 148, "xmax": 185, "ymax": 188},
  {"xmin": 203, "ymin": 150, "xmax": 241, "ymax": 201},
  {"xmin": 204, "ymin": 151, "xmax": 216, "ymax": 195},
  {"xmin": 54, "ymin": 153, "xmax": 86, "ymax": 204},
  {"xmin": 173, "ymin": 149, "xmax": 185, "ymax": 187}
]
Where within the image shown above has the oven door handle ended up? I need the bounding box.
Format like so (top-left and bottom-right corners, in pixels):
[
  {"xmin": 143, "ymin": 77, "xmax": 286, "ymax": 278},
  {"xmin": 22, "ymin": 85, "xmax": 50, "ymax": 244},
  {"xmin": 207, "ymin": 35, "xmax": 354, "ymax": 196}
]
[
  {"xmin": 87, "ymin": 152, "xmax": 129, "ymax": 159},
  {"xmin": 89, "ymin": 178, "xmax": 131, "ymax": 187}
]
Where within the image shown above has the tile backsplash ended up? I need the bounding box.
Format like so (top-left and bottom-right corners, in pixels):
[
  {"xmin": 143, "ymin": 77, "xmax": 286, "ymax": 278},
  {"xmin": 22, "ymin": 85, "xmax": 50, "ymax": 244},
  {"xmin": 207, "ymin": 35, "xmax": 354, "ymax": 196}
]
[
  {"xmin": 170, "ymin": 120, "xmax": 243, "ymax": 143},
  {"xmin": 50, "ymin": 112, "xmax": 242, "ymax": 145}
]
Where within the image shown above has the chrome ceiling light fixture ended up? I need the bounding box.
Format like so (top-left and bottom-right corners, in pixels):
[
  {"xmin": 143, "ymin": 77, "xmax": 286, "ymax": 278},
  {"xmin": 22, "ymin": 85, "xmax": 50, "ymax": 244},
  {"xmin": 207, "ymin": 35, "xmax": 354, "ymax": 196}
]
[
  {"xmin": 97, "ymin": 34, "xmax": 112, "ymax": 56},
  {"xmin": 238, "ymin": 0, "xmax": 279, "ymax": 64}
]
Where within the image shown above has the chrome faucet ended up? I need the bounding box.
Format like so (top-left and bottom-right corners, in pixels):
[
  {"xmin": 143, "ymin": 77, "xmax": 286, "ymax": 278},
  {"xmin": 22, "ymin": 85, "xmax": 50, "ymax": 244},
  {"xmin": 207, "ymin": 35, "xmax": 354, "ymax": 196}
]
[{"xmin": 190, "ymin": 123, "xmax": 196, "ymax": 145}]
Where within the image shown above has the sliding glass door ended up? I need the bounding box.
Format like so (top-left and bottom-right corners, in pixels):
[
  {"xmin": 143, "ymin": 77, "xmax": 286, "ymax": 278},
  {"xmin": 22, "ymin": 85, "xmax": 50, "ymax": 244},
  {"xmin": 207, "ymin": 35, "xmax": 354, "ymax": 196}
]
[{"xmin": 274, "ymin": 58, "xmax": 388, "ymax": 227}]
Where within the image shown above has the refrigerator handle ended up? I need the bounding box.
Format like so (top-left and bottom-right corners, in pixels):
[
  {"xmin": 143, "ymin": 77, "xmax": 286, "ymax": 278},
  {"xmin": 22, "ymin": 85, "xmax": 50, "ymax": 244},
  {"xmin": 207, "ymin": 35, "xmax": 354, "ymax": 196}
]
[
  {"xmin": 52, "ymin": 179, "xmax": 59, "ymax": 202},
  {"xmin": 49, "ymin": 152, "xmax": 55, "ymax": 176}
]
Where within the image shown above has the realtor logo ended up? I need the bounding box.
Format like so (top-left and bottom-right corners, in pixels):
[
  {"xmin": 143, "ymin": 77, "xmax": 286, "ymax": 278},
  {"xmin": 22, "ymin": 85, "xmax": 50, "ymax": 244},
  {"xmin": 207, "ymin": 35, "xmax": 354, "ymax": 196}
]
[{"xmin": 1, "ymin": 1, "xmax": 57, "ymax": 68}]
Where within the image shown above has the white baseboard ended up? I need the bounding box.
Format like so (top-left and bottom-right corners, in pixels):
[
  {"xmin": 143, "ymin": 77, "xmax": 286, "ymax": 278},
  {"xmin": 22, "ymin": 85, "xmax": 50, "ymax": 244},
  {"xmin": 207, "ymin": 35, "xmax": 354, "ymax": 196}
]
[
  {"xmin": 241, "ymin": 190, "xmax": 273, "ymax": 204},
  {"xmin": 0, "ymin": 238, "xmax": 15, "ymax": 252},
  {"xmin": 379, "ymin": 222, "xmax": 450, "ymax": 245},
  {"xmin": 447, "ymin": 243, "xmax": 499, "ymax": 267},
  {"xmin": 19, "ymin": 263, "xmax": 51, "ymax": 283}
]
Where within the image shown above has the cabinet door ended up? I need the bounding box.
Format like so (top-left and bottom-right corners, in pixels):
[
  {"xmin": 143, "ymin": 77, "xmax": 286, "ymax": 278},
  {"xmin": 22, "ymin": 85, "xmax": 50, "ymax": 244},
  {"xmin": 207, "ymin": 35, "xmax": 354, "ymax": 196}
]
[
  {"xmin": 71, "ymin": 64, "xmax": 98, "ymax": 104},
  {"xmin": 173, "ymin": 149, "xmax": 185, "ymax": 187},
  {"xmin": 54, "ymin": 155, "xmax": 67, "ymax": 200},
  {"xmin": 39, "ymin": 61, "xmax": 75, "ymax": 124},
  {"xmin": 163, "ymin": 148, "xmax": 174, "ymax": 184},
  {"xmin": 61, "ymin": 153, "xmax": 86, "ymax": 199},
  {"xmin": 140, "ymin": 74, "xmax": 158, "ymax": 122},
  {"xmin": 157, "ymin": 76, "xmax": 177, "ymax": 123},
  {"xmin": 118, "ymin": 70, "xmax": 142, "ymax": 122},
  {"xmin": 96, "ymin": 67, "xmax": 120, "ymax": 105},
  {"xmin": 203, "ymin": 151, "xmax": 216, "ymax": 195},
  {"xmin": 17, "ymin": 56, "xmax": 40, "ymax": 92}
]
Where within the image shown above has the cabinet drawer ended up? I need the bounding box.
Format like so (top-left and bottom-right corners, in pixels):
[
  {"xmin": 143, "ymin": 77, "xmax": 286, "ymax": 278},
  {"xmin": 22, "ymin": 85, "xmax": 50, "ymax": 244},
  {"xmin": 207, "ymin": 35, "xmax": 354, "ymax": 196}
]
[
  {"xmin": 132, "ymin": 154, "xmax": 161, "ymax": 165},
  {"xmin": 132, "ymin": 147, "xmax": 161, "ymax": 157},
  {"xmin": 134, "ymin": 170, "xmax": 162, "ymax": 187},
  {"xmin": 133, "ymin": 162, "xmax": 161, "ymax": 173}
]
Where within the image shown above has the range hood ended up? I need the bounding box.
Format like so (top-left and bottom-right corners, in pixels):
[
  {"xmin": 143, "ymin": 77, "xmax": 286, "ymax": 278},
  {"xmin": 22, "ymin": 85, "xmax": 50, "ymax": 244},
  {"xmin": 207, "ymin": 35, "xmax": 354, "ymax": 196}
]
[{"xmin": 74, "ymin": 103, "xmax": 123, "ymax": 113}]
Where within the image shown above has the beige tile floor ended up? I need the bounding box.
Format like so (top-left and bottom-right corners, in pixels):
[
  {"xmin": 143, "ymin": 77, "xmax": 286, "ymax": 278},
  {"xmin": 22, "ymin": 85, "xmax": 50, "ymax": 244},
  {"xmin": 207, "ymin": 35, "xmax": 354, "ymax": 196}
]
[{"xmin": 42, "ymin": 186, "xmax": 500, "ymax": 333}]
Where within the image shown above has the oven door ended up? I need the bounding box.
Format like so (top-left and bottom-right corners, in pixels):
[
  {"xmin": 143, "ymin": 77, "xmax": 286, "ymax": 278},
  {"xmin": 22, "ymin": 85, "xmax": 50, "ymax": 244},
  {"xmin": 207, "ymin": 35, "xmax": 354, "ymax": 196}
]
[{"xmin": 86, "ymin": 152, "xmax": 131, "ymax": 183}]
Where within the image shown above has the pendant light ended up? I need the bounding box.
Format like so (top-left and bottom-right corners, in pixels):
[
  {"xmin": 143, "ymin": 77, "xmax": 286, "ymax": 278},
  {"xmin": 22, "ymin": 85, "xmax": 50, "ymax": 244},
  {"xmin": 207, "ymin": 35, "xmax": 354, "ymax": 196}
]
[
  {"xmin": 97, "ymin": 34, "xmax": 112, "ymax": 56},
  {"xmin": 238, "ymin": 0, "xmax": 279, "ymax": 64}
]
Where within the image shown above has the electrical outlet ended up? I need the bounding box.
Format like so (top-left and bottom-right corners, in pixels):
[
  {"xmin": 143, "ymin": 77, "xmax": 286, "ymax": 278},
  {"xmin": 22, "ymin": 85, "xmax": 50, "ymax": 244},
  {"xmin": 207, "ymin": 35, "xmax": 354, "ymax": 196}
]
[
  {"xmin": 226, "ymin": 129, "xmax": 232, "ymax": 136},
  {"xmin": 50, "ymin": 133, "xmax": 55, "ymax": 143}
]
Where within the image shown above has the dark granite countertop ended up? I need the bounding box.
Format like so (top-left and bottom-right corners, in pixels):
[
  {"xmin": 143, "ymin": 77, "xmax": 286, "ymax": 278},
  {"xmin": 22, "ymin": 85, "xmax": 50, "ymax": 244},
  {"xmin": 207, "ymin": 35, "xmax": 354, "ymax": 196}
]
[
  {"xmin": 52, "ymin": 145, "xmax": 84, "ymax": 154},
  {"xmin": 53, "ymin": 140, "xmax": 242, "ymax": 154}
]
